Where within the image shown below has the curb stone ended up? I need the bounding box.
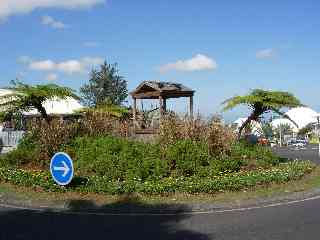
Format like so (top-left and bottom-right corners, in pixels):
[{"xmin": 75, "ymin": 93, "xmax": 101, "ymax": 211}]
[{"xmin": 1, "ymin": 186, "xmax": 320, "ymax": 214}]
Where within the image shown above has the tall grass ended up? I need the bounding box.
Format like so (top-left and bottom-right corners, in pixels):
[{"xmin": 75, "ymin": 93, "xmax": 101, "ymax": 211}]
[{"xmin": 158, "ymin": 115, "xmax": 236, "ymax": 158}]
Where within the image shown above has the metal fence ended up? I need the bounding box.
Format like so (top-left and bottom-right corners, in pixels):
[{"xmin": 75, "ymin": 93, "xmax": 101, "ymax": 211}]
[{"xmin": 0, "ymin": 131, "xmax": 25, "ymax": 153}]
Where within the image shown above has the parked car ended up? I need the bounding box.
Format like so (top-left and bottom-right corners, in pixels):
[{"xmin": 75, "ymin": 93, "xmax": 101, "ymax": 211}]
[
  {"xmin": 287, "ymin": 139, "xmax": 296, "ymax": 146},
  {"xmin": 269, "ymin": 140, "xmax": 277, "ymax": 147},
  {"xmin": 297, "ymin": 139, "xmax": 308, "ymax": 144},
  {"xmin": 292, "ymin": 142, "xmax": 305, "ymax": 147}
]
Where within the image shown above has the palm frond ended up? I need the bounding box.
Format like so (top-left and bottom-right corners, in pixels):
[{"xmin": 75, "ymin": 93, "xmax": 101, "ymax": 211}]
[
  {"xmin": 0, "ymin": 81, "xmax": 79, "ymax": 121},
  {"xmin": 222, "ymin": 89, "xmax": 303, "ymax": 112}
]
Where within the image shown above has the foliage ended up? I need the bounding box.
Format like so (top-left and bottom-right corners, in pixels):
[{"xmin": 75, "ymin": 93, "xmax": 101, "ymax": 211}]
[
  {"xmin": 0, "ymin": 161, "xmax": 314, "ymax": 194},
  {"xmin": 80, "ymin": 61, "xmax": 128, "ymax": 107},
  {"xmin": 0, "ymin": 115, "xmax": 280, "ymax": 176},
  {"xmin": 29, "ymin": 120, "xmax": 82, "ymax": 165},
  {"xmin": 165, "ymin": 140, "xmax": 210, "ymax": 176},
  {"xmin": 222, "ymin": 89, "xmax": 303, "ymax": 138},
  {"xmin": 158, "ymin": 115, "xmax": 207, "ymax": 145},
  {"xmin": 64, "ymin": 135, "xmax": 284, "ymax": 180},
  {"xmin": 65, "ymin": 136, "xmax": 169, "ymax": 181},
  {"xmin": 0, "ymin": 80, "xmax": 79, "ymax": 122},
  {"xmin": 80, "ymin": 111, "xmax": 132, "ymax": 138},
  {"xmin": 4, "ymin": 113, "xmax": 132, "ymax": 167},
  {"xmin": 261, "ymin": 123, "xmax": 274, "ymax": 138},
  {"xmin": 78, "ymin": 102, "xmax": 130, "ymax": 120},
  {"xmin": 231, "ymin": 141, "xmax": 284, "ymax": 168},
  {"xmin": 309, "ymin": 137, "xmax": 320, "ymax": 144},
  {"xmin": 206, "ymin": 121, "xmax": 236, "ymax": 156},
  {"xmin": 0, "ymin": 133, "xmax": 39, "ymax": 167},
  {"xmin": 0, "ymin": 113, "xmax": 295, "ymax": 194},
  {"xmin": 273, "ymin": 123, "xmax": 293, "ymax": 140},
  {"xmin": 158, "ymin": 115, "xmax": 235, "ymax": 157},
  {"xmin": 298, "ymin": 123, "xmax": 314, "ymax": 136}
]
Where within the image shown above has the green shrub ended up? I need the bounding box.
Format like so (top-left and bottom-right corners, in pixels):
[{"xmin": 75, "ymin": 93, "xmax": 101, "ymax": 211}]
[
  {"xmin": 67, "ymin": 136, "xmax": 169, "ymax": 181},
  {"xmin": 216, "ymin": 156, "xmax": 244, "ymax": 173},
  {"xmin": 165, "ymin": 140, "xmax": 210, "ymax": 176},
  {"xmin": 230, "ymin": 142, "xmax": 284, "ymax": 168},
  {"xmin": 0, "ymin": 133, "xmax": 39, "ymax": 167},
  {"xmin": 0, "ymin": 161, "xmax": 314, "ymax": 194}
]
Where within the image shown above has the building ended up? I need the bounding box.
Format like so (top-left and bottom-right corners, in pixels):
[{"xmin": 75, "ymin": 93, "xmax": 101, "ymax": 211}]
[
  {"xmin": 233, "ymin": 118, "xmax": 263, "ymax": 136},
  {"xmin": 0, "ymin": 88, "xmax": 83, "ymax": 121},
  {"xmin": 271, "ymin": 107, "xmax": 319, "ymax": 133},
  {"xmin": 0, "ymin": 88, "xmax": 83, "ymax": 153}
]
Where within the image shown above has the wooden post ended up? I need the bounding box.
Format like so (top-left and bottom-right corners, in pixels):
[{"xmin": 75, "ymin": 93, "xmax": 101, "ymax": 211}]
[
  {"xmin": 163, "ymin": 98, "xmax": 167, "ymax": 113},
  {"xmin": 159, "ymin": 96, "xmax": 164, "ymax": 118},
  {"xmin": 133, "ymin": 97, "xmax": 137, "ymax": 123},
  {"xmin": 190, "ymin": 95, "xmax": 194, "ymax": 119}
]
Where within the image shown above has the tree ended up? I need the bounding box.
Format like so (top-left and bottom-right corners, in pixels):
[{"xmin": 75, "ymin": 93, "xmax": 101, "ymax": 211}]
[
  {"xmin": 222, "ymin": 89, "xmax": 302, "ymax": 139},
  {"xmin": 80, "ymin": 61, "xmax": 128, "ymax": 107},
  {"xmin": 261, "ymin": 122, "xmax": 274, "ymax": 139},
  {"xmin": 273, "ymin": 123, "xmax": 293, "ymax": 145},
  {"xmin": 0, "ymin": 80, "xmax": 79, "ymax": 122},
  {"xmin": 78, "ymin": 102, "xmax": 130, "ymax": 120}
]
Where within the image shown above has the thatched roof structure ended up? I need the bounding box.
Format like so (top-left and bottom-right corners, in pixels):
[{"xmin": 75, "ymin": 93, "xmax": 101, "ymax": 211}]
[
  {"xmin": 130, "ymin": 81, "xmax": 195, "ymax": 132},
  {"xmin": 130, "ymin": 81, "xmax": 195, "ymax": 99}
]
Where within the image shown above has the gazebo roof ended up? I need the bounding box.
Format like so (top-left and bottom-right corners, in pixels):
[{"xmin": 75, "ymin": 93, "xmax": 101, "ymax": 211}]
[{"xmin": 130, "ymin": 81, "xmax": 195, "ymax": 99}]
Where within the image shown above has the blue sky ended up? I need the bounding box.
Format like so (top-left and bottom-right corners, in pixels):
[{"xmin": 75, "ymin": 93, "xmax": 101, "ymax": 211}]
[{"xmin": 1, "ymin": 0, "xmax": 320, "ymax": 121}]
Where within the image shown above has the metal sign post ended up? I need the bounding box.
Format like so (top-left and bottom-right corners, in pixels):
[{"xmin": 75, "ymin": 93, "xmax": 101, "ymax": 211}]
[{"xmin": 317, "ymin": 116, "xmax": 320, "ymax": 158}]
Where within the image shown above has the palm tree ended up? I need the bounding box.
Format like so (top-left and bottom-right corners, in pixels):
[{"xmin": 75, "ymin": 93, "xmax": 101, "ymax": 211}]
[
  {"xmin": 0, "ymin": 80, "xmax": 79, "ymax": 122},
  {"xmin": 222, "ymin": 89, "xmax": 302, "ymax": 139}
]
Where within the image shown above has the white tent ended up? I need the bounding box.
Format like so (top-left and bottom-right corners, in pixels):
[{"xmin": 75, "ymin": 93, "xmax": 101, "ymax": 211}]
[
  {"xmin": 271, "ymin": 107, "xmax": 318, "ymax": 132},
  {"xmin": 0, "ymin": 89, "xmax": 83, "ymax": 116},
  {"xmin": 233, "ymin": 118, "xmax": 263, "ymax": 136},
  {"xmin": 23, "ymin": 97, "xmax": 83, "ymax": 116},
  {"xmin": 285, "ymin": 107, "xmax": 318, "ymax": 129}
]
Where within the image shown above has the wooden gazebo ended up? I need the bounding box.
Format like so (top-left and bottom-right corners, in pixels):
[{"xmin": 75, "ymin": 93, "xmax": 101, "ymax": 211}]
[{"xmin": 130, "ymin": 81, "xmax": 195, "ymax": 126}]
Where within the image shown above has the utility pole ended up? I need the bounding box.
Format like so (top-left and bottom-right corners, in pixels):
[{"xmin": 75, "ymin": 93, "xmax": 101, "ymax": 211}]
[
  {"xmin": 279, "ymin": 124, "xmax": 282, "ymax": 147},
  {"xmin": 317, "ymin": 115, "xmax": 320, "ymax": 158}
]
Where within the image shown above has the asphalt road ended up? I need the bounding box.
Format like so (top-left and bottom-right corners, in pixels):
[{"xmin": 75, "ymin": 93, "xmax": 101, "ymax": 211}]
[
  {"xmin": 1, "ymin": 145, "xmax": 320, "ymax": 240},
  {"xmin": 1, "ymin": 196, "xmax": 320, "ymax": 240},
  {"xmin": 273, "ymin": 144, "xmax": 320, "ymax": 164}
]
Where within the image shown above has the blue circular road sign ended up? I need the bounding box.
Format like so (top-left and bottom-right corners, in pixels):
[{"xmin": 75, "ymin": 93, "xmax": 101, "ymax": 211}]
[{"xmin": 50, "ymin": 152, "xmax": 74, "ymax": 186}]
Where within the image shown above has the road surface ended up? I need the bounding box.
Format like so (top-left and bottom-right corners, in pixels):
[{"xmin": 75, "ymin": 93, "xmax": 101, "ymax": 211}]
[
  {"xmin": 273, "ymin": 144, "xmax": 320, "ymax": 164},
  {"xmin": 1, "ymin": 195, "xmax": 320, "ymax": 240},
  {"xmin": 1, "ymin": 145, "xmax": 319, "ymax": 239}
]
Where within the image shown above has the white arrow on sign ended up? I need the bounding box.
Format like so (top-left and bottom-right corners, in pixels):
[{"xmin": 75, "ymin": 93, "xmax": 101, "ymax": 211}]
[{"xmin": 53, "ymin": 161, "xmax": 70, "ymax": 177}]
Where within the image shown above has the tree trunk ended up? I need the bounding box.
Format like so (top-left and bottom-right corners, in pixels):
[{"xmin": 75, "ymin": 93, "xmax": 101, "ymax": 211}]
[
  {"xmin": 36, "ymin": 104, "xmax": 51, "ymax": 123},
  {"xmin": 237, "ymin": 113, "xmax": 256, "ymax": 139}
]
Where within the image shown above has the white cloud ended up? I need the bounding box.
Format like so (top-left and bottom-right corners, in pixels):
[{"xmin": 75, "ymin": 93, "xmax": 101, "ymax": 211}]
[
  {"xmin": 46, "ymin": 73, "xmax": 58, "ymax": 81},
  {"xmin": 0, "ymin": 0, "xmax": 105, "ymax": 20},
  {"xmin": 41, "ymin": 15, "xmax": 66, "ymax": 29},
  {"xmin": 159, "ymin": 54, "xmax": 217, "ymax": 73},
  {"xmin": 30, "ymin": 60, "xmax": 56, "ymax": 71},
  {"xmin": 256, "ymin": 48, "xmax": 276, "ymax": 59},
  {"xmin": 22, "ymin": 57, "xmax": 104, "ymax": 75},
  {"xmin": 83, "ymin": 41, "xmax": 100, "ymax": 47},
  {"xmin": 56, "ymin": 60, "xmax": 83, "ymax": 74}
]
